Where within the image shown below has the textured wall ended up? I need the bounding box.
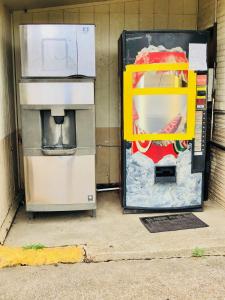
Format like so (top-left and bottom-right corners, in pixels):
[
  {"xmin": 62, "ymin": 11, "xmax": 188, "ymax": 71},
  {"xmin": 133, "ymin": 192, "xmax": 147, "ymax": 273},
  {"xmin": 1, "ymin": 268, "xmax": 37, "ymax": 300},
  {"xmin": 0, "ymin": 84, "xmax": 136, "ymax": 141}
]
[
  {"xmin": 198, "ymin": 0, "xmax": 216, "ymax": 29},
  {"xmin": 198, "ymin": 0, "xmax": 225, "ymax": 210},
  {"xmin": 0, "ymin": 4, "xmax": 19, "ymax": 243},
  {"xmin": 206, "ymin": 0, "xmax": 225, "ymax": 209},
  {"xmin": 210, "ymin": 146, "xmax": 225, "ymax": 209},
  {"xmin": 13, "ymin": 0, "xmax": 198, "ymax": 185}
]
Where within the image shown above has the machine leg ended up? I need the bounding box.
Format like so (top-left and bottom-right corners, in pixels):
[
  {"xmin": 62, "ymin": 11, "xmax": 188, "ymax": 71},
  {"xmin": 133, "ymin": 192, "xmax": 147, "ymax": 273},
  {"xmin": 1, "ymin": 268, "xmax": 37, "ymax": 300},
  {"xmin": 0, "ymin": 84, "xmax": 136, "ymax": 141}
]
[
  {"xmin": 20, "ymin": 198, "xmax": 25, "ymax": 206},
  {"xmin": 27, "ymin": 212, "xmax": 35, "ymax": 220},
  {"xmin": 91, "ymin": 209, "xmax": 96, "ymax": 218}
]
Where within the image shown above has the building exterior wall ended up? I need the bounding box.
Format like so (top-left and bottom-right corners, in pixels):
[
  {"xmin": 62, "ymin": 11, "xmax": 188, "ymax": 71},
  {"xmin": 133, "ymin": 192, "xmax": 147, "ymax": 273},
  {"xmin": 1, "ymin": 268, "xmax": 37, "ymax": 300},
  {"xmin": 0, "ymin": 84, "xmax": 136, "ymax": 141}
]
[
  {"xmin": 198, "ymin": 0, "xmax": 216, "ymax": 29},
  {"xmin": 206, "ymin": 0, "xmax": 225, "ymax": 209},
  {"xmin": 198, "ymin": 0, "xmax": 225, "ymax": 210},
  {"xmin": 13, "ymin": 0, "xmax": 198, "ymax": 185},
  {"xmin": 0, "ymin": 4, "xmax": 19, "ymax": 243}
]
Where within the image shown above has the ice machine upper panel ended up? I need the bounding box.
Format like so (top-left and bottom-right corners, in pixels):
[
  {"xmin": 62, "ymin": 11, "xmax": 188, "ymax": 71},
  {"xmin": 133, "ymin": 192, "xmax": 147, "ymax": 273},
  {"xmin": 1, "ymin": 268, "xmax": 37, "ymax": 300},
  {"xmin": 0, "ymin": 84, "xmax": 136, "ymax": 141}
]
[
  {"xmin": 20, "ymin": 24, "xmax": 96, "ymax": 78},
  {"xmin": 19, "ymin": 81, "xmax": 94, "ymax": 105}
]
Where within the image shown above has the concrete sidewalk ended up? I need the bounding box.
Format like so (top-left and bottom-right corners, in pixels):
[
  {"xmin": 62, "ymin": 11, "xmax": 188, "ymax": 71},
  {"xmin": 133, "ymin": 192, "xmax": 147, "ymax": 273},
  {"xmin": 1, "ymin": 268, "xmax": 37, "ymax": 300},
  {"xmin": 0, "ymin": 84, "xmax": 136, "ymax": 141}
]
[
  {"xmin": 5, "ymin": 192, "xmax": 225, "ymax": 262},
  {"xmin": 1, "ymin": 256, "xmax": 225, "ymax": 300}
]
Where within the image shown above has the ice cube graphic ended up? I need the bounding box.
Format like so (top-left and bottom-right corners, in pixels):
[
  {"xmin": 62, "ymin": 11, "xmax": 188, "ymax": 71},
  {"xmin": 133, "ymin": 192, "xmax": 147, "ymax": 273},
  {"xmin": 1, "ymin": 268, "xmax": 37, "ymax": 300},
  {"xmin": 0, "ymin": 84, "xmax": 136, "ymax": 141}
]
[{"xmin": 126, "ymin": 148, "xmax": 202, "ymax": 208}]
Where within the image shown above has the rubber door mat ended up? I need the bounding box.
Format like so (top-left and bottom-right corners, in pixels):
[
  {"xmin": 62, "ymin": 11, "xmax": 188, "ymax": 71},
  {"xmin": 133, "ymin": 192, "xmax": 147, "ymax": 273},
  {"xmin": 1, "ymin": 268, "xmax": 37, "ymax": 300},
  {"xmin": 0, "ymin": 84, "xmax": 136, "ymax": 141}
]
[{"xmin": 140, "ymin": 213, "xmax": 208, "ymax": 233}]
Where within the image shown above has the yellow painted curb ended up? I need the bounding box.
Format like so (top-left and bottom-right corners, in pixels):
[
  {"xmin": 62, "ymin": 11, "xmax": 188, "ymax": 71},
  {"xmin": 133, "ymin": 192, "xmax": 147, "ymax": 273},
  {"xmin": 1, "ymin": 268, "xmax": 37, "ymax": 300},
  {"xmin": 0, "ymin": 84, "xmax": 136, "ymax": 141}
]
[{"xmin": 0, "ymin": 246, "xmax": 85, "ymax": 268}]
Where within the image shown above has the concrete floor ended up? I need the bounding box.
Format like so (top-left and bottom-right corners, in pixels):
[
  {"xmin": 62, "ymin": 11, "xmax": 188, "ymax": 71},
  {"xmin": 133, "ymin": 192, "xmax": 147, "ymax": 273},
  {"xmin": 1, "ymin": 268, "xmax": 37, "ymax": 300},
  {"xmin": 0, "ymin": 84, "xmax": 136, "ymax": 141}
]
[
  {"xmin": 1, "ymin": 257, "xmax": 225, "ymax": 300},
  {"xmin": 5, "ymin": 192, "xmax": 225, "ymax": 261}
]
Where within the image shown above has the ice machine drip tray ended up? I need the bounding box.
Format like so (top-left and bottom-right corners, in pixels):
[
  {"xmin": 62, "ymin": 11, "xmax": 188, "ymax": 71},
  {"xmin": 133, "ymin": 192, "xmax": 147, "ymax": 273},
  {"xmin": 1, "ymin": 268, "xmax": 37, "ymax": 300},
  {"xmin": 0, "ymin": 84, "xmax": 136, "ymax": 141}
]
[
  {"xmin": 41, "ymin": 110, "xmax": 76, "ymax": 156},
  {"xmin": 155, "ymin": 166, "xmax": 176, "ymax": 183},
  {"xmin": 42, "ymin": 146, "xmax": 76, "ymax": 156}
]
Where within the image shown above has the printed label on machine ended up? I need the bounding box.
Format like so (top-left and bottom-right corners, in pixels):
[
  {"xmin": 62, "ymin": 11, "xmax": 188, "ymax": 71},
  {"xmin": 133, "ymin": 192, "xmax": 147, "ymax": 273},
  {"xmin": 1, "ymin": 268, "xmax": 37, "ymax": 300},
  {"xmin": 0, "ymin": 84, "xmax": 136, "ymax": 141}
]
[
  {"xmin": 194, "ymin": 111, "xmax": 203, "ymax": 153},
  {"xmin": 189, "ymin": 43, "xmax": 207, "ymax": 71}
]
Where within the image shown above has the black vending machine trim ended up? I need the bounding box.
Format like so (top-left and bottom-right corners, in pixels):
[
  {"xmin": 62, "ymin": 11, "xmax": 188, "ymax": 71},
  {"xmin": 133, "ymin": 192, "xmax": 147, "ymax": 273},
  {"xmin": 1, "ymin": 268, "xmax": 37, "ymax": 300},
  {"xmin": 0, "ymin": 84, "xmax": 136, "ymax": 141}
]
[{"xmin": 119, "ymin": 29, "xmax": 213, "ymax": 212}]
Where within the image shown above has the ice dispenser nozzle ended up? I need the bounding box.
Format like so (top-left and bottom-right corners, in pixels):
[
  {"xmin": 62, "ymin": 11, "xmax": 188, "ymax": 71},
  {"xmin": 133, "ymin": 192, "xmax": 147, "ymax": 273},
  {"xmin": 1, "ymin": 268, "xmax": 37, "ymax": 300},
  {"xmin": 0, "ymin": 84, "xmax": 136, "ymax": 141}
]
[
  {"xmin": 51, "ymin": 107, "xmax": 65, "ymax": 124},
  {"xmin": 54, "ymin": 116, "xmax": 64, "ymax": 125}
]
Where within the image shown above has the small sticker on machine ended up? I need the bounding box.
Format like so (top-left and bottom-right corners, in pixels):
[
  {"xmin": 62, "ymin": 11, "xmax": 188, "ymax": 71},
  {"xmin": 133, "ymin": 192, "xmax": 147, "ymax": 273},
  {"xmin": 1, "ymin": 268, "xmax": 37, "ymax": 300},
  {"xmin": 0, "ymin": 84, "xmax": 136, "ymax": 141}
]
[
  {"xmin": 189, "ymin": 43, "xmax": 207, "ymax": 71},
  {"xmin": 82, "ymin": 26, "xmax": 89, "ymax": 33},
  {"xmin": 194, "ymin": 152, "xmax": 203, "ymax": 156}
]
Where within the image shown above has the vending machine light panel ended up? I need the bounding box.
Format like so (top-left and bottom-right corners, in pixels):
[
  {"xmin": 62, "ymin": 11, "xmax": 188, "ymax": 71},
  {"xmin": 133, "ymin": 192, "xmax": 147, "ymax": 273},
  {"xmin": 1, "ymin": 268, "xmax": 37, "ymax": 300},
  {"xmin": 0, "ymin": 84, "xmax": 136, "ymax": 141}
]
[{"xmin": 123, "ymin": 63, "xmax": 197, "ymax": 141}]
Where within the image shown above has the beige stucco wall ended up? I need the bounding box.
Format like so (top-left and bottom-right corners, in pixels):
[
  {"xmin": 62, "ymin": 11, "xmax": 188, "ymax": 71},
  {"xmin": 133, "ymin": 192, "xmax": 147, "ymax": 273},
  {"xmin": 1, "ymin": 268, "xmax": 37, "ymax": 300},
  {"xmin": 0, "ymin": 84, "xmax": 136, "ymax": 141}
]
[
  {"xmin": 13, "ymin": 0, "xmax": 198, "ymax": 185},
  {"xmin": 0, "ymin": 4, "xmax": 19, "ymax": 243},
  {"xmin": 198, "ymin": 0, "xmax": 216, "ymax": 29},
  {"xmin": 198, "ymin": 0, "xmax": 225, "ymax": 210},
  {"xmin": 204, "ymin": 0, "xmax": 225, "ymax": 209}
]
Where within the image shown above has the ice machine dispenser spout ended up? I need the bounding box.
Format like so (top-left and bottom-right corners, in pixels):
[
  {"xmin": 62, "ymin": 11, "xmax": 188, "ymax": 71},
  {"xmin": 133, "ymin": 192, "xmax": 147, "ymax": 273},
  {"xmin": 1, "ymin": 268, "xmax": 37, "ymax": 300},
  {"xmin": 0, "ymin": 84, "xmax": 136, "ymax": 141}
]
[{"xmin": 41, "ymin": 110, "xmax": 76, "ymax": 156}]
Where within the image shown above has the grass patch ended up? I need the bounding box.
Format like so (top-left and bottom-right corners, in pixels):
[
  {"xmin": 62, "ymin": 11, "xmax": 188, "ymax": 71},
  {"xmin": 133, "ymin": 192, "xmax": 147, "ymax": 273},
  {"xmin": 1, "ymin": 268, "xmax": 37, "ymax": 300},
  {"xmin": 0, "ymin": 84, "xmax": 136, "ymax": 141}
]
[
  {"xmin": 23, "ymin": 243, "xmax": 46, "ymax": 250},
  {"xmin": 192, "ymin": 247, "xmax": 205, "ymax": 257}
]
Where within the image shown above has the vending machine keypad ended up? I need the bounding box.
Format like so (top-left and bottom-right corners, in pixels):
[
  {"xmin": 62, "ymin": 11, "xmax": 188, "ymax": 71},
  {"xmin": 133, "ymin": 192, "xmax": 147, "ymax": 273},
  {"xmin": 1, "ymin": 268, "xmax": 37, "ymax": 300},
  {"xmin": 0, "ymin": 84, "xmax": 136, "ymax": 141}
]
[{"xmin": 194, "ymin": 74, "xmax": 207, "ymax": 155}]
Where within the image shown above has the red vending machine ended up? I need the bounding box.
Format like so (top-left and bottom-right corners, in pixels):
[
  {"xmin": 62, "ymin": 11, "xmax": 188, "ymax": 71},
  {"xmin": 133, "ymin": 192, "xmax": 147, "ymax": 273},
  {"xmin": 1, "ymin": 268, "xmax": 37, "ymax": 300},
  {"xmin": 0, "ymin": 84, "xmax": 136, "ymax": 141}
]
[{"xmin": 119, "ymin": 30, "xmax": 210, "ymax": 212}]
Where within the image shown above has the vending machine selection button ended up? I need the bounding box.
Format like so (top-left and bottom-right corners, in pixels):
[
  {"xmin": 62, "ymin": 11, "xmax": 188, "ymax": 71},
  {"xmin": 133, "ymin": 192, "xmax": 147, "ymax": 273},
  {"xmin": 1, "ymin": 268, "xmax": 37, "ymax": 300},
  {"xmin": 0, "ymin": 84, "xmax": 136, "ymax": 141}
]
[
  {"xmin": 196, "ymin": 98, "xmax": 206, "ymax": 109},
  {"xmin": 197, "ymin": 90, "xmax": 206, "ymax": 97},
  {"xmin": 197, "ymin": 75, "xmax": 207, "ymax": 86}
]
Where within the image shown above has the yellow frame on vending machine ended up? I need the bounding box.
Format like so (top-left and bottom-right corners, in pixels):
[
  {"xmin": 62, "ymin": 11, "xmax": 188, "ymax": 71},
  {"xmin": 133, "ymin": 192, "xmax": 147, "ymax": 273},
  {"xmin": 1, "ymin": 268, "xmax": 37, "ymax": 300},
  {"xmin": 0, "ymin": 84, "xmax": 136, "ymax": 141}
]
[{"xmin": 123, "ymin": 63, "xmax": 197, "ymax": 141}]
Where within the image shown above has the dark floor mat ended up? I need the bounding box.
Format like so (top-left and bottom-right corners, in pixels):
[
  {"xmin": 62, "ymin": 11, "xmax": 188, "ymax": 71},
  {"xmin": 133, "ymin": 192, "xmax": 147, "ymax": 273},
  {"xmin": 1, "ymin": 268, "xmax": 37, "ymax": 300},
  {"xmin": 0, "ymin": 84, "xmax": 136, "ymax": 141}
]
[{"xmin": 140, "ymin": 213, "xmax": 208, "ymax": 233}]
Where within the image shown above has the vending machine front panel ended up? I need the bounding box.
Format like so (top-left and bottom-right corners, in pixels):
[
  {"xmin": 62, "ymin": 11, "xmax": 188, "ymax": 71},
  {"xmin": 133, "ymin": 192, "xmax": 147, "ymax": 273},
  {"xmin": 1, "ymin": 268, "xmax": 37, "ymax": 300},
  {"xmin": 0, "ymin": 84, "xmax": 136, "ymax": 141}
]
[{"xmin": 119, "ymin": 30, "xmax": 209, "ymax": 211}]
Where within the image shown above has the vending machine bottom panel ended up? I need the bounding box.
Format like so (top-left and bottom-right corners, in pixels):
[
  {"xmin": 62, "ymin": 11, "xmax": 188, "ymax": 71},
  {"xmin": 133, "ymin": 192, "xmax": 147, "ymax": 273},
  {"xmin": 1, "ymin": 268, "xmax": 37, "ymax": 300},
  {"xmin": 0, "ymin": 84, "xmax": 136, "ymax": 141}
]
[{"xmin": 124, "ymin": 143, "xmax": 203, "ymax": 210}]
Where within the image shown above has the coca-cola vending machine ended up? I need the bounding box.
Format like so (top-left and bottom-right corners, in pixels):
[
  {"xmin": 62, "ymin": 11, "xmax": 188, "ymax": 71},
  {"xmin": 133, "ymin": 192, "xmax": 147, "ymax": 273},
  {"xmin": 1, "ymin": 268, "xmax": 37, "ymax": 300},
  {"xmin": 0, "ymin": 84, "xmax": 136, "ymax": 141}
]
[{"xmin": 119, "ymin": 30, "xmax": 211, "ymax": 212}]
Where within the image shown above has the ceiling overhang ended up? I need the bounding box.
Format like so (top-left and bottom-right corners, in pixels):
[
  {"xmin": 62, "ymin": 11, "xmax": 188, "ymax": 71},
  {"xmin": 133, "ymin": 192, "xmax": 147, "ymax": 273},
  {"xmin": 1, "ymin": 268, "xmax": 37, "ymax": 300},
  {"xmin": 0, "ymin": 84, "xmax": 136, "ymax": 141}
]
[{"xmin": 1, "ymin": 0, "xmax": 106, "ymax": 10}]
